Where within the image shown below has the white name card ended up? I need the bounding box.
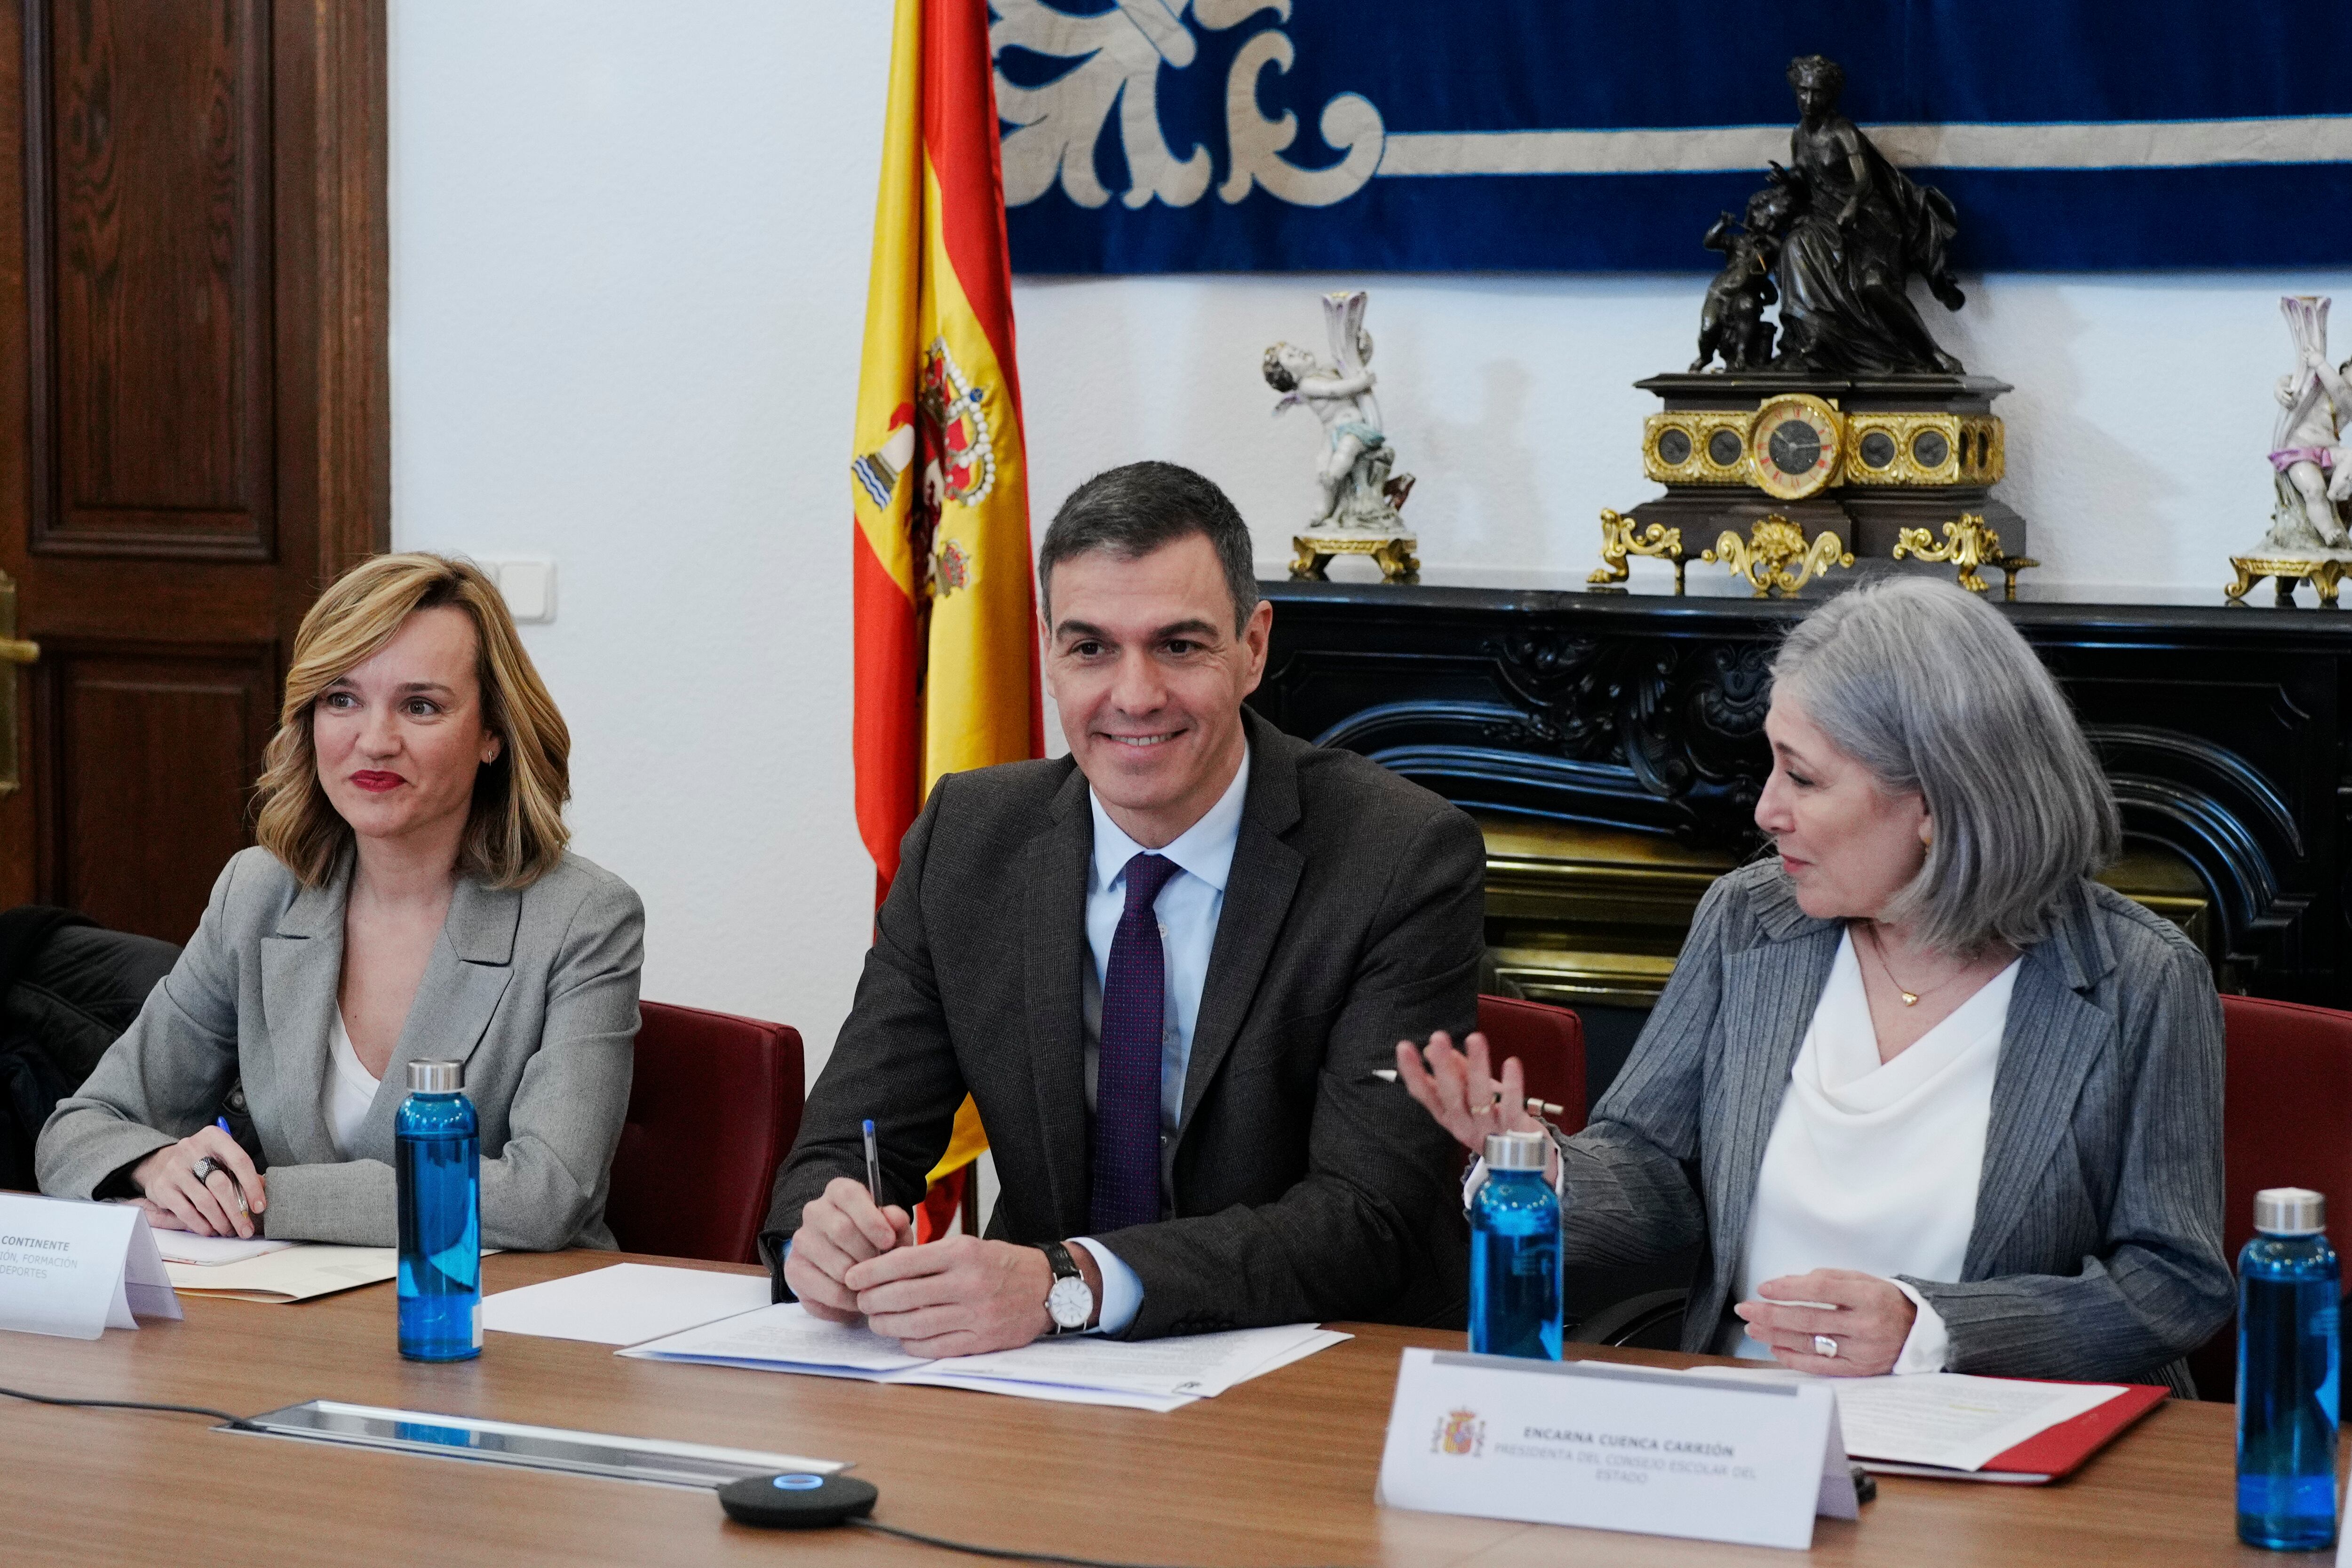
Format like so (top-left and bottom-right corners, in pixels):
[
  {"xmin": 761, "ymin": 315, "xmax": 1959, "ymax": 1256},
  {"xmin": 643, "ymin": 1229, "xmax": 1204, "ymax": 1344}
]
[
  {"xmin": 0, "ymin": 1192, "xmax": 182, "ymax": 1340},
  {"xmin": 1378, "ymin": 1349, "xmax": 1856, "ymax": 1552}
]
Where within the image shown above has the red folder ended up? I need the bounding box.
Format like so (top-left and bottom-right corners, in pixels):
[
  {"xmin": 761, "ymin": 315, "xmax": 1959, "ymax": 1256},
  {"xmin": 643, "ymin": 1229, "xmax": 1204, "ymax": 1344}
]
[{"xmin": 1858, "ymin": 1381, "xmax": 2171, "ymax": 1485}]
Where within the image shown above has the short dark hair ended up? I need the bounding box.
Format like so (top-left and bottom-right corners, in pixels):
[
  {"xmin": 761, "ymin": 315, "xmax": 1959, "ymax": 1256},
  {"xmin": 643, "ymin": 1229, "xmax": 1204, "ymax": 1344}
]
[{"xmin": 1037, "ymin": 461, "xmax": 1260, "ymax": 633}]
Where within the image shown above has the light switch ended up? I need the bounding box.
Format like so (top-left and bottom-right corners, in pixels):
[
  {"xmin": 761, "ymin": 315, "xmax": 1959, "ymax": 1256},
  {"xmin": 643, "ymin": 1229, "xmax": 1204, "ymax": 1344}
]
[{"xmin": 485, "ymin": 559, "xmax": 556, "ymax": 623}]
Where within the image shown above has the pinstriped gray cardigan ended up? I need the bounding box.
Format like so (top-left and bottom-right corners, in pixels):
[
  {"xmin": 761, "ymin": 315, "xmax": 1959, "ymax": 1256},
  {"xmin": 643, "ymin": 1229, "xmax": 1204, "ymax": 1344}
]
[{"xmin": 1559, "ymin": 858, "xmax": 2231, "ymax": 1389}]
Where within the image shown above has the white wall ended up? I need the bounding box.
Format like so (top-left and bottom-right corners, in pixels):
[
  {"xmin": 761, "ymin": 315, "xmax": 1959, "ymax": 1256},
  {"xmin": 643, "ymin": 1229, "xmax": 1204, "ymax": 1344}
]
[
  {"xmin": 389, "ymin": 2, "xmax": 2352, "ymax": 1077},
  {"xmin": 389, "ymin": 0, "xmax": 895, "ymax": 1076}
]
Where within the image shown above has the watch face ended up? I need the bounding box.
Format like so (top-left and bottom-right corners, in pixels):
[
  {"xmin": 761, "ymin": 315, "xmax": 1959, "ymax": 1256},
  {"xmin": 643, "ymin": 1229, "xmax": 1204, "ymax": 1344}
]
[
  {"xmin": 1858, "ymin": 430, "xmax": 1896, "ymax": 469},
  {"xmin": 1912, "ymin": 428, "xmax": 1950, "ymax": 468},
  {"xmin": 1654, "ymin": 426, "xmax": 1692, "ymax": 467},
  {"xmin": 1706, "ymin": 427, "xmax": 1745, "ymax": 468},
  {"xmin": 1748, "ymin": 396, "xmax": 1843, "ymax": 500},
  {"xmin": 1047, "ymin": 1275, "xmax": 1092, "ymax": 1330}
]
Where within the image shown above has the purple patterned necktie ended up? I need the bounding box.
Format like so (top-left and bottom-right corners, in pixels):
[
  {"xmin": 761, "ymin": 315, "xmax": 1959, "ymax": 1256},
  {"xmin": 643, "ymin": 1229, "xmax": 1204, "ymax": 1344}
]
[{"xmin": 1090, "ymin": 851, "xmax": 1181, "ymax": 1233}]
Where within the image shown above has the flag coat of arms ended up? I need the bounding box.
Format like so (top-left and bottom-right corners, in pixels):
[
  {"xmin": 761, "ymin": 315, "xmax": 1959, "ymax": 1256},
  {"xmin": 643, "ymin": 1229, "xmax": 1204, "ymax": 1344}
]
[{"xmin": 852, "ymin": 0, "xmax": 1041, "ymax": 1223}]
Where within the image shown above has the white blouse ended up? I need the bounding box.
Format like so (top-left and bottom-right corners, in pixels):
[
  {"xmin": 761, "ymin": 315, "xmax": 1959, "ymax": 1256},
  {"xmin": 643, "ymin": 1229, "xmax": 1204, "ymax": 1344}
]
[
  {"xmin": 324, "ymin": 1010, "xmax": 381, "ymax": 1159},
  {"xmin": 1725, "ymin": 930, "xmax": 2020, "ymax": 1371}
]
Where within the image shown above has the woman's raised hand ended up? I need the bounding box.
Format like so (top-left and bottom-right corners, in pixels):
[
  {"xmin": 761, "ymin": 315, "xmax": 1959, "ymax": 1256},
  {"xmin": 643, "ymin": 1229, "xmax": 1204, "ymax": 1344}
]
[
  {"xmin": 1393, "ymin": 1029, "xmax": 1542, "ymax": 1156},
  {"xmin": 130, "ymin": 1125, "xmax": 267, "ymax": 1238}
]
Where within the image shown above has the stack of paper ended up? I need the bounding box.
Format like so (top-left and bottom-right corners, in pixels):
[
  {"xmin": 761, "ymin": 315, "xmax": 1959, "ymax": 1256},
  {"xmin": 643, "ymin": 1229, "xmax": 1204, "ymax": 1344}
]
[
  {"xmin": 164, "ymin": 1244, "xmax": 398, "ymax": 1303},
  {"xmin": 151, "ymin": 1233, "xmax": 298, "ymax": 1267},
  {"xmin": 1681, "ymin": 1366, "xmax": 2153, "ymax": 1481},
  {"xmin": 482, "ymin": 1264, "xmax": 773, "ymax": 1346},
  {"xmin": 621, "ymin": 1303, "xmax": 1349, "ymax": 1412}
]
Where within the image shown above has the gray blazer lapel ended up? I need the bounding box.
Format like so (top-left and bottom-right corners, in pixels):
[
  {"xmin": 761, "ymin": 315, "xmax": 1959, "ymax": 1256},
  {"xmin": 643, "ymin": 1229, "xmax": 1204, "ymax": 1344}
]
[
  {"xmin": 353, "ymin": 877, "xmax": 521, "ymax": 1157},
  {"xmin": 1706, "ymin": 922, "xmax": 1842, "ymax": 1275},
  {"xmin": 1178, "ymin": 731, "xmax": 1304, "ymax": 1133},
  {"xmin": 258, "ymin": 857, "xmax": 351, "ymax": 1168},
  {"xmin": 1965, "ymin": 907, "xmax": 2116, "ymax": 1276},
  {"xmin": 1023, "ymin": 767, "xmax": 1095, "ymax": 1233}
]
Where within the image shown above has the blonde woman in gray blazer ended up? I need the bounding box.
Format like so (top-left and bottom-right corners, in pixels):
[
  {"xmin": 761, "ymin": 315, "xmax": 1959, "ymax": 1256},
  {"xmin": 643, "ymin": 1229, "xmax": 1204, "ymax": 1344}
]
[
  {"xmin": 38, "ymin": 554, "xmax": 644, "ymax": 1252},
  {"xmin": 1400, "ymin": 577, "xmax": 2231, "ymax": 1391}
]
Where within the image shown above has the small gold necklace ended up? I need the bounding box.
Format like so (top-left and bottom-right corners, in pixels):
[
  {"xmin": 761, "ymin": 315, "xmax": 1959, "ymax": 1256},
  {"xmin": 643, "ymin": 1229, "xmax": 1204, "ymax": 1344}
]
[{"xmin": 1858, "ymin": 922, "xmax": 1962, "ymax": 1008}]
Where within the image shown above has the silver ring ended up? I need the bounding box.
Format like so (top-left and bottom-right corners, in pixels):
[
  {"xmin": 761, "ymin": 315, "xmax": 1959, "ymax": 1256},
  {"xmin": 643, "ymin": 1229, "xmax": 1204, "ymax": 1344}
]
[
  {"xmin": 188, "ymin": 1156, "xmax": 222, "ymax": 1185},
  {"xmin": 1812, "ymin": 1334, "xmax": 1839, "ymax": 1359}
]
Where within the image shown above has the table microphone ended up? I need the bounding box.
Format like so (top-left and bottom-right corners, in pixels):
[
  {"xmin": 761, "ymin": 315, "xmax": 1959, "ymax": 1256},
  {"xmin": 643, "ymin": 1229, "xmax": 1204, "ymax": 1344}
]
[{"xmin": 719, "ymin": 1472, "xmax": 878, "ymax": 1529}]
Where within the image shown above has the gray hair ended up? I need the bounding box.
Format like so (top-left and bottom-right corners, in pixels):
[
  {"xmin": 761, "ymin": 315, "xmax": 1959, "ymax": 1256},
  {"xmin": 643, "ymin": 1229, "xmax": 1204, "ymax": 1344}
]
[
  {"xmin": 1037, "ymin": 461, "xmax": 1260, "ymax": 634},
  {"xmin": 1770, "ymin": 576, "xmax": 2120, "ymax": 956}
]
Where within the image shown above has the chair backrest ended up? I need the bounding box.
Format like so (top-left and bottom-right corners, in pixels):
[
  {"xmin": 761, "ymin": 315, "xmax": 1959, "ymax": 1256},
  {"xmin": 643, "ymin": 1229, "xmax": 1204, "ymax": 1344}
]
[
  {"xmin": 1476, "ymin": 994, "xmax": 1587, "ymax": 1135},
  {"xmin": 605, "ymin": 1000, "xmax": 803, "ymax": 1266},
  {"xmin": 2185, "ymin": 993, "xmax": 2352, "ymax": 1399}
]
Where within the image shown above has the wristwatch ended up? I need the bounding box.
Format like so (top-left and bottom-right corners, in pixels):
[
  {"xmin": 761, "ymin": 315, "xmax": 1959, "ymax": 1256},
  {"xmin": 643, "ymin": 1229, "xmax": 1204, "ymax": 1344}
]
[{"xmin": 1037, "ymin": 1241, "xmax": 1094, "ymax": 1335}]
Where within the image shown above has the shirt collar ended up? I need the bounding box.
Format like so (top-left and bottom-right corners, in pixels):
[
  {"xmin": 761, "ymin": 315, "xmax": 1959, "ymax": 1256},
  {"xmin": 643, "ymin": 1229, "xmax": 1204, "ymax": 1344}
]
[{"xmin": 1089, "ymin": 743, "xmax": 1250, "ymax": 896}]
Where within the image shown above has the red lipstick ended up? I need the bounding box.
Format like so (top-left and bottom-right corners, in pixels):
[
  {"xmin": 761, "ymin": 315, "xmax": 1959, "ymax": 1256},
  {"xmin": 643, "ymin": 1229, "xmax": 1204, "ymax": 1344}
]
[{"xmin": 350, "ymin": 771, "xmax": 403, "ymax": 793}]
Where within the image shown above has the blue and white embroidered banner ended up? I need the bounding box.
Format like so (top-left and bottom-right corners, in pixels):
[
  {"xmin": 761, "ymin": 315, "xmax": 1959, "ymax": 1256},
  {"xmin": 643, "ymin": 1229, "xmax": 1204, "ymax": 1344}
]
[{"xmin": 993, "ymin": 0, "xmax": 2352, "ymax": 274}]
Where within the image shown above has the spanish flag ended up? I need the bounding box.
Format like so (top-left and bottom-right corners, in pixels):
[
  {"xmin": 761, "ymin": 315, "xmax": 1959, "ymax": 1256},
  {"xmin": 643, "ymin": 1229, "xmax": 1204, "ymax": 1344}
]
[{"xmin": 850, "ymin": 0, "xmax": 1038, "ymax": 1237}]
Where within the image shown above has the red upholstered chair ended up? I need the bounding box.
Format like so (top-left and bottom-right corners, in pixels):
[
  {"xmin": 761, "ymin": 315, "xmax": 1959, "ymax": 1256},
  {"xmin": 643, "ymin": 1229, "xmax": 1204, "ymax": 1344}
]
[
  {"xmin": 1476, "ymin": 994, "xmax": 1587, "ymax": 1135},
  {"xmin": 604, "ymin": 1000, "xmax": 803, "ymax": 1266},
  {"xmin": 2185, "ymin": 994, "xmax": 2352, "ymax": 1400}
]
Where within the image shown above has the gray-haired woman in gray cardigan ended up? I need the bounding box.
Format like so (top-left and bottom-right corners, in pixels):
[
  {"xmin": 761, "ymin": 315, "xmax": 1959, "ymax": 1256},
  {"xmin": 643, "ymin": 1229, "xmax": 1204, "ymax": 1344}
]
[{"xmin": 1399, "ymin": 576, "xmax": 2229, "ymax": 1392}]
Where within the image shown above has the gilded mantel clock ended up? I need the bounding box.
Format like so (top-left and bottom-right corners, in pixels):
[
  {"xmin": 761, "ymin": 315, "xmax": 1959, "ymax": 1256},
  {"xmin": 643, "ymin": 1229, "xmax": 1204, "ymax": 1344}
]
[{"xmin": 1603, "ymin": 371, "xmax": 2031, "ymax": 597}]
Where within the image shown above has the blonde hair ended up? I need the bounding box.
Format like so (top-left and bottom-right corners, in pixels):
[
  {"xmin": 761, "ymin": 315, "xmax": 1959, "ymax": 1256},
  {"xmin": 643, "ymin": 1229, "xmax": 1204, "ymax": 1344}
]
[{"xmin": 254, "ymin": 554, "xmax": 571, "ymax": 888}]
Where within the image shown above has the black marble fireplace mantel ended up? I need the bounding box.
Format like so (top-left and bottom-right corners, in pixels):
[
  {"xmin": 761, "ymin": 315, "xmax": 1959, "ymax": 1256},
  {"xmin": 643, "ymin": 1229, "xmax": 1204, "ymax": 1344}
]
[{"xmin": 1247, "ymin": 577, "xmax": 2351, "ymax": 1006}]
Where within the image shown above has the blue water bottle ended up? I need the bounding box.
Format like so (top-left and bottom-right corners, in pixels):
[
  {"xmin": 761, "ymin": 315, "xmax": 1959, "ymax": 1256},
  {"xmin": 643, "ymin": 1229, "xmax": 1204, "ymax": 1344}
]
[
  {"xmin": 1470, "ymin": 1129, "xmax": 1562, "ymax": 1360},
  {"xmin": 396, "ymin": 1059, "xmax": 481, "ymax": 1362},
  {"xmin": 2238, "ymin": 1186, "xmax": 2341, "ymax": 1550}
]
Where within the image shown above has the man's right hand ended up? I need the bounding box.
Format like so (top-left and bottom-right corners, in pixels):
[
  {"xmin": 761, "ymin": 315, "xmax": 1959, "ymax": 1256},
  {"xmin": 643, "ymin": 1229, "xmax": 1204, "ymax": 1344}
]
[{"xmin": 784, "ymin": 1176, "xmax": 914, "ymax": 1323}]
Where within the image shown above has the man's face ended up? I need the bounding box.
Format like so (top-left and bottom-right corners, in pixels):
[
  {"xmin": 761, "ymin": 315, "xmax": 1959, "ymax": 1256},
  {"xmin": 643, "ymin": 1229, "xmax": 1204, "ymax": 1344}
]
[{"xmin": 1043, "ymin": 533, "xmax": 1272, "ymax": 847}]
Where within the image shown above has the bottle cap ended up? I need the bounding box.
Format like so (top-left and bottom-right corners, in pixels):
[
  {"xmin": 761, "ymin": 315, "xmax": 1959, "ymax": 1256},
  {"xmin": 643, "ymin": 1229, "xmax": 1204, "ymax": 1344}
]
[
  {"xmin": 2254, "ymin": 1187, "xmax": 2326, "ymax": 1236},
  {"xmin": 1484, "ymin": 1129, "xmax": 1549, "ymax": 1172},
  {"xmin": 406, "ymin": 1059, "xmax": 463, "ymax": 1094}
]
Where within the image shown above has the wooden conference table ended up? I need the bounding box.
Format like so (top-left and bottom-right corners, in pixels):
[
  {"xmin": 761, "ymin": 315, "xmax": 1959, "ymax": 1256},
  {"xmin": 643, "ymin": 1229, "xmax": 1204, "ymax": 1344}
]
[{"xmin": 0, "ymin": 1250, "xmax": 2326, "ymax": 1566}]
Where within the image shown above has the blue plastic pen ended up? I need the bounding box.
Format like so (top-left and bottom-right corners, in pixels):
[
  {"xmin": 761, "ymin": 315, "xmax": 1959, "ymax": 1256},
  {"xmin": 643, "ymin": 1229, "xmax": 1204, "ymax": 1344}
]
[
  {"xmin": 213, "ymin": 1117, "xmax": 249, "ymax": 1217},
  {"xmin": 862, "ymin": 1119, "xmax": 882, "ymax": 1204}
]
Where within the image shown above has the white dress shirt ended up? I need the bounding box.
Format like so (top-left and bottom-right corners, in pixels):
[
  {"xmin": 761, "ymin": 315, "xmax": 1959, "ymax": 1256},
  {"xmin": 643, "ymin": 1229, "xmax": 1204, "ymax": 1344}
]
[
  {"xmin": 323, "ymin": 1010, "xmax": 380, "ymax": 1161},
  {"xmin": 1070, "ymin": 745, "xmax": 1250, "ymax": 1335},
  {"xmin": 1727, "ymin": 931, "xmax": 2019, "ymax": 1372}
]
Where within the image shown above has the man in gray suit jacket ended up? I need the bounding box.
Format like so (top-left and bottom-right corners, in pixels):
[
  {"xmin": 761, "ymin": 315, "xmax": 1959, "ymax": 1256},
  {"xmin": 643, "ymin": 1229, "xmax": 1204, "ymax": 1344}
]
[{"xmin": 764, "ymin": 462, "xmax": 1482, "ymax": 1351}]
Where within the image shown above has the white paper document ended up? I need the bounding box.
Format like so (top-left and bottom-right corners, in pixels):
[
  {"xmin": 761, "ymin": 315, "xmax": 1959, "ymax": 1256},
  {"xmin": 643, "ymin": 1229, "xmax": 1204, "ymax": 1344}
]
[
  {"xmin": 0, "ymin": 1192, "xmax": 182, "ymax": 1338},
  {"xmin": 1823, "ymin": 1374, "xmax": 2122, "ymax": 1472},
  {"xmin": 150, "ymin": 1232, "xmax": 298, "ymax": 1267},
  {"xmin": 620, "ymin": 1302, "xmax": 1347, "ymax": 1411},
  {"xmin": 482, "ymin": 1263, "xmax": 773, "ymax": 1346},
  {"xmin": 1681, "ymin": 1366, "xmax": 2124, "ymax": 1473}
]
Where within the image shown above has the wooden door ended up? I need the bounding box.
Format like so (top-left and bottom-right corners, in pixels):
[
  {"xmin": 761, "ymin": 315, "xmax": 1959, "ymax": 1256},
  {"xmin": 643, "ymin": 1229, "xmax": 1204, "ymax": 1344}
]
[{"xmin": 0, "ymin": 0, "xmax": 387, "ymax": 942}]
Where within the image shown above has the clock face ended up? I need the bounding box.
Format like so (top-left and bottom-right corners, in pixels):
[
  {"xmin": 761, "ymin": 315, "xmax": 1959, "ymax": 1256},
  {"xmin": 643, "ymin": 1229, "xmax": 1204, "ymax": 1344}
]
[{"xmin": 1748, "ymin": 396, "xmax": 1843, "ymax": 500}]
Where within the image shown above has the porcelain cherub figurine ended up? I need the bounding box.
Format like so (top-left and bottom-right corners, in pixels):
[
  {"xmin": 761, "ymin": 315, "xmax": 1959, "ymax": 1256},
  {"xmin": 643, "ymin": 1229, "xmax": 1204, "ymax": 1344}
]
[
  {"xmin": 2269, "ymin": 295, "xmax": 2352, "ymax": 549},
  {"xmin": 1263, "ymin": 290, "xmax": 1411, "ymax": 533}
]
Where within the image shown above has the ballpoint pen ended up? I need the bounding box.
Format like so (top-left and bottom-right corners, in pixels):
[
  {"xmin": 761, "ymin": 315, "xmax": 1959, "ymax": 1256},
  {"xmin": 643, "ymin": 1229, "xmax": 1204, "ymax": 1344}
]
[
  {"xmin": 214, "ymin": 1116, "xmax": 251, "ymax": 1217},
  {"xmin": 862, "ymin": 1118, "xmax": 882, "ymax": 1204}
]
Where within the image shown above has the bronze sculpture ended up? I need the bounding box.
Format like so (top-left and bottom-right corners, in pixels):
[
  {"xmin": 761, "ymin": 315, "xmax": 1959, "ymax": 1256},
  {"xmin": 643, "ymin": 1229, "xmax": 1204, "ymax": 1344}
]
[
  {"xmin": 1690, "ymin": 183, "xmax": 1796, "ymax": 373},
  {"xmin": 1768, "ymin": 55, "xmax": 1967, "ymax": 375}
]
